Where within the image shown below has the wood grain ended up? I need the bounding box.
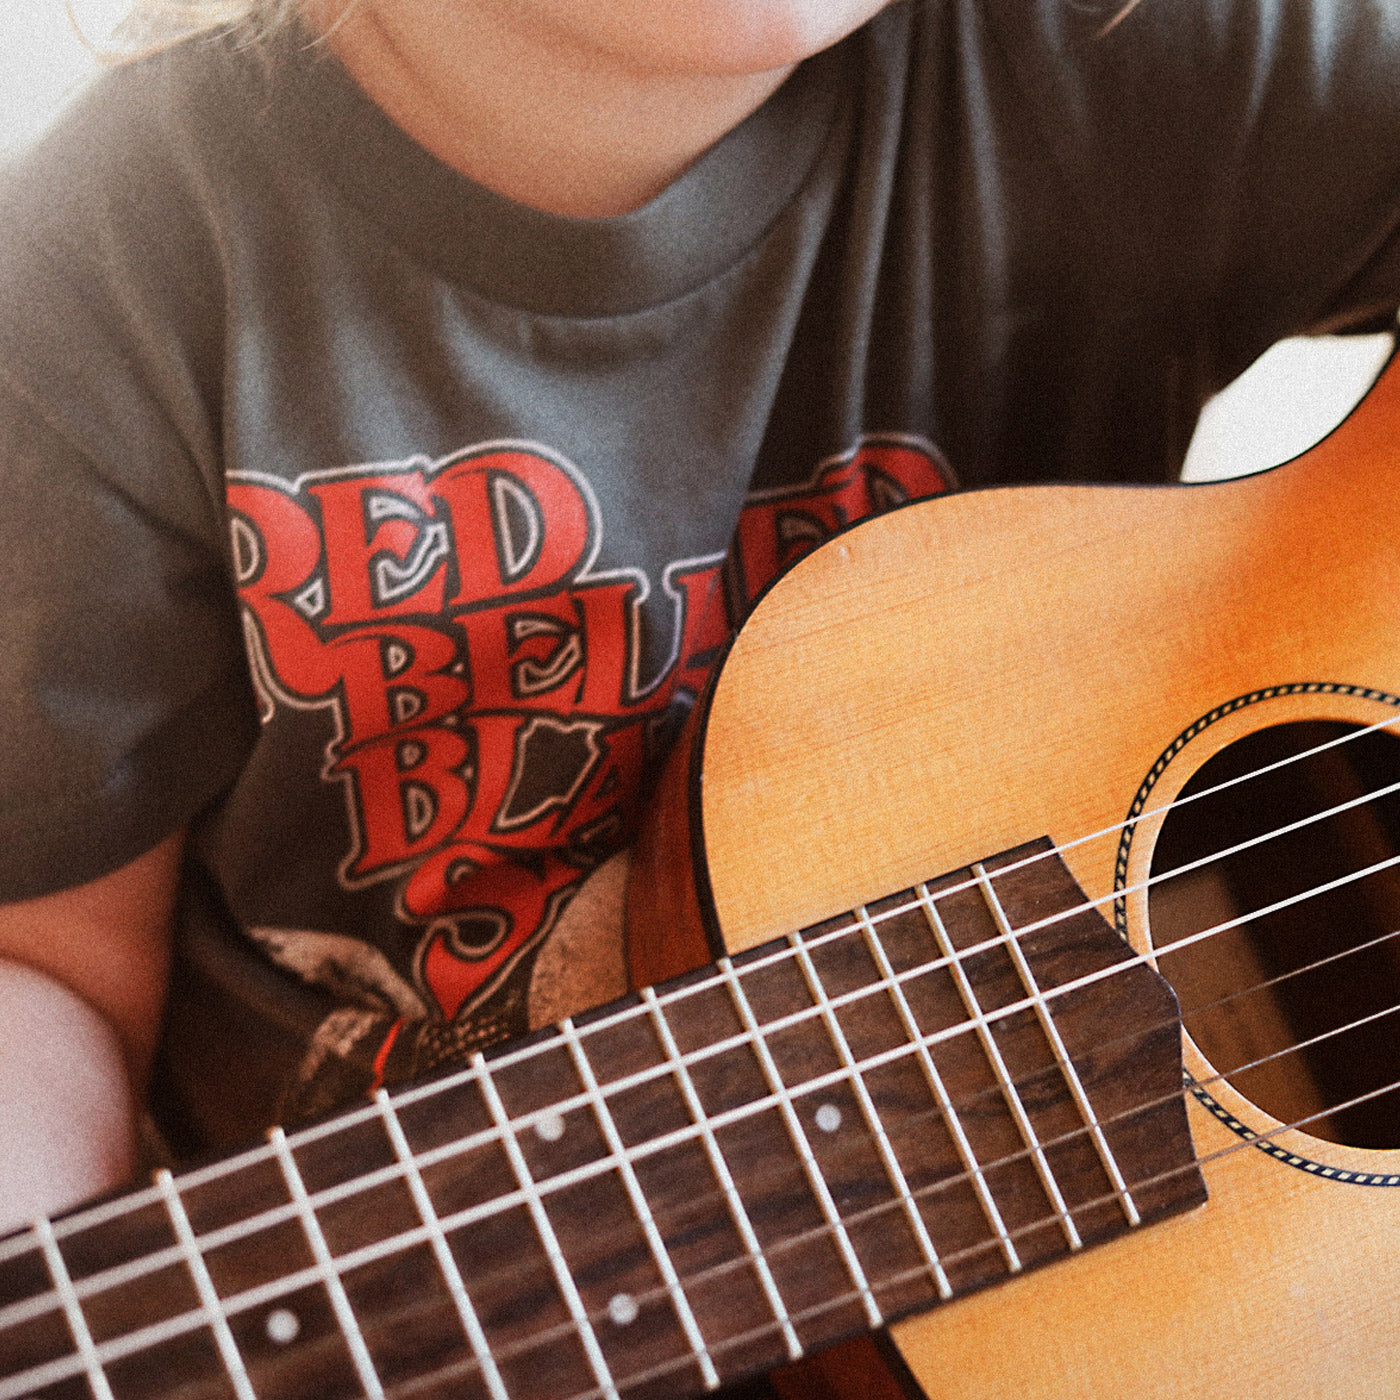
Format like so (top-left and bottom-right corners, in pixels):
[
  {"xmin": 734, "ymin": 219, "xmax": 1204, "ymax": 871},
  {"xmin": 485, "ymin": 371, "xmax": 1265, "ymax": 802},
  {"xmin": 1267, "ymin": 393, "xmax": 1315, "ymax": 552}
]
[{"xmin": 681, "ymin": 353, "xmax": 1400, "ymax": 1397}]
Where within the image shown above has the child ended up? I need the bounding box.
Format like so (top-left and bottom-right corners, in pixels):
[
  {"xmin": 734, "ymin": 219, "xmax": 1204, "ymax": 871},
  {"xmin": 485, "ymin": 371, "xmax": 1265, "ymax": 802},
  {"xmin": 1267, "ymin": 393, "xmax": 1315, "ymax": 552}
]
[{"xmin": 2, "ymin": 0, "xmax": 1398, "ymax": 1240}]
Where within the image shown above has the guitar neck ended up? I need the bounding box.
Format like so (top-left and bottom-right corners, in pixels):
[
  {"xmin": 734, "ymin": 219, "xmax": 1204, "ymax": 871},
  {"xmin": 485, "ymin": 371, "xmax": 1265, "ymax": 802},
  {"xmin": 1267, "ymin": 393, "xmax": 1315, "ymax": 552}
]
[{"xmin": 0, "ymin": 840, "xmax": 1204, "ymax": 1400}]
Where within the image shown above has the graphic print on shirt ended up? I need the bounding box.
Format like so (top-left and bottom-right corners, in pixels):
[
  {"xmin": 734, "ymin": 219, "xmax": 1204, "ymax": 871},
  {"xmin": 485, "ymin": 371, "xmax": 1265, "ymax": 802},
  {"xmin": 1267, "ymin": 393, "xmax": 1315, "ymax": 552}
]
[{"xmin": 227, "ymin": 433, "xmax": 949, "ymax": 1097}]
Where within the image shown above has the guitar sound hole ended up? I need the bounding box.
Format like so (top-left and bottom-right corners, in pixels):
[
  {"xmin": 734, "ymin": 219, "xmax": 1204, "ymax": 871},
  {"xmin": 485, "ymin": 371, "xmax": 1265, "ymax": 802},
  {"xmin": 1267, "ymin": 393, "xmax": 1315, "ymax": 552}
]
[{"xmin": 1148, "ymin": 720, "xmax": 1400, "ymax": 1149}]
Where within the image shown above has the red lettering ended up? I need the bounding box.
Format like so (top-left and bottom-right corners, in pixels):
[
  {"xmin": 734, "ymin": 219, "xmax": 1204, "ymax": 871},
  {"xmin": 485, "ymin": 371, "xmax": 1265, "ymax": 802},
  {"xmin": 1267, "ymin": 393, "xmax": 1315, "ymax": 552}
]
[
  {"xmin": 552, "ymin": 718, "xmax": 647, "ymax": 850},
  {"xmin": 228, "ymin": 480, "xmax": 341, "ymax": 696},
  {"xmin": 435, "ymin": 450, "xmax": 592, "ymax": 608},
  {"xmin": 733, "ymin": 442, "xmax": 950, "ymax": 608},
  {"xmin": 334, "ymin": 724, "xmax": 472, "ymax": 880},
  {"xmin": 410, "ymin": 844, "xmax": 580, "ymax": 1019},
  {"xmin": 668, "ymin": 562, "xmax": 728, "ymax": 692},
  {"xmin": 329, "ymin": 624, "xmax": 470, "ymax": 750},
  {"xmin": 455, "ymin": 594, "xmax": 581, "ymax": 711},
  {"xmin": 457, "ymin": 713, "xmax": 527, "ymax": 844},
  {"xmin": 571, "ymin": 578, "xmax": 644, "ymax": 711},
  {"xmin": 857, "ymin": 443, "xmax": 950, "ymax": 500},
  {"xmin": 310, "ymin": 471, "xmax": 448, "ymax": 627},
  {"xmin": 570, "ymin": 567, "xmax": 724, "ymax": 711}
]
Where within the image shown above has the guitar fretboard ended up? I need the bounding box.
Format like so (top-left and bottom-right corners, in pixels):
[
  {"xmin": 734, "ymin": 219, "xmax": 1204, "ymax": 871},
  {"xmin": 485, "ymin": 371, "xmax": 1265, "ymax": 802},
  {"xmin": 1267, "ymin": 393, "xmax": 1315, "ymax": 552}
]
[{"xmin": 0, "ymin": 839, "xmax": 1204, "ymax": 1400}]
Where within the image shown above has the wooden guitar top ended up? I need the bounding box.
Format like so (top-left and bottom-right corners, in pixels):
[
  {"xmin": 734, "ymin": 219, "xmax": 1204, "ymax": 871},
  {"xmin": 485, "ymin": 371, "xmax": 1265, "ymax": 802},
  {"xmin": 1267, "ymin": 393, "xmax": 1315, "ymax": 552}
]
[{"xmin": 670, "ymin": 354, "xmax": 1400, "ymax": 1397}]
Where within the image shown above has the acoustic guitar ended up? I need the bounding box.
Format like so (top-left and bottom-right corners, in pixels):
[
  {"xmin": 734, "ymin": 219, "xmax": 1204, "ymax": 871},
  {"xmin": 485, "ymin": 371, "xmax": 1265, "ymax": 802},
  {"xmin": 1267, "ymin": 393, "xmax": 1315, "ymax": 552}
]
[{"xmin": 5, "ymin": 351, "xmax": 1400, "ymax": 1400}]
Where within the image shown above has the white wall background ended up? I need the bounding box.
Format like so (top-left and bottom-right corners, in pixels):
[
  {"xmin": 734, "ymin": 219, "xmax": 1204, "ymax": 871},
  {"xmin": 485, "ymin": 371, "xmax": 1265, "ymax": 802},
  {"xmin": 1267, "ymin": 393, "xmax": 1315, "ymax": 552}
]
[
  {"xmin": 2, "ymin": 0, "xmax": 1393, "ymax": 480},
  {"xmin": 1, "ymin": 0, "xmax": 134, "ymax": 157},
  {"xmin": 1182, "ymin": 333, "xmax": 1394, "ymax": 482}
]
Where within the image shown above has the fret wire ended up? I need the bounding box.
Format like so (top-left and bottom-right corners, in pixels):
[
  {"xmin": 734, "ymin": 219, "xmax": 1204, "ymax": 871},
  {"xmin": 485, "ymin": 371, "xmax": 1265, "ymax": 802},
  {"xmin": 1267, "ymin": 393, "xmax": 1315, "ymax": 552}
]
[
  {"xmin": 716, "ymin": 957, "xmax": 883, "ymax": 1331},
  {"xmin": 0, "ymin": 880, "xmax": 1191, "ymax": 1300},
  {"xmin": 640, "ymin": 984, "xmax": 803, "ymax": 1365},
  {"xmin": 785, "ymin": 928, "xmax": 954, "ymax": 1301},
  {"xmin": 554, "ymin": 1106, "xmax": 1148, "ymax": 1400},
  {"xmin": 397, "ymin": 978, "xmax": 1021, "ymax": 1200},
  {"xmin": 974, "ymin": 863, "xmax": 1142, "ymax": 1228},
  {"xmin": 14, "ymin": 1150, "xmax": 413, "ymax": 1328},
  {"xmin": 6, "ymin": 999, "xmax": 1040, "ymax": 1349},
  {"xmin": 4, "ymin": 995, "xmax": 1053, "ymax": 1360},
  {"xmin": 558, "ymin": 1016, "xmax": 722, "ymax": 1392},
  {"xmin": 473, "ymin": 1051, "xmax": 622, "ymax": 1400},
  {"xmin": 0, "ymin": 1232, "xmax": 38, "ymax": 1268},
  {"xmin": 917, "ymin": 884, "xmax": 1083, "ymax": 1250},
  {"xmin": 372, "ymin": 712, "xmax": 1400, "ymax": 1125},
  {"xmin": 5, "ymin": 874, "xmax": 1240, "ymax": 1400},
  {"xmin": 33, "ymin": 1216, "xmax": 116, "ymax": 1400},
  {"xmin": 558, "ymin": 1102, "xmax": 1215, "ymax": 1400},
  {"xmin": 152, "ymin": 813, "xmax": 1389, "ymax": 1206},
  {"xmin": 25, "ymin": 744, "xmax": 1399, "ymax": 1268},
  {"xmin": 71, "ymin": 1040, "xmax": 1193, "ymax": 1396},
  {"xmin": 1, "ymin": 1061, "xmax": 1207, "ymax": 1400},
  {"xmin": 562, "ymin": 1244, "xmax": 908, "ymax": 1400},
  {"xmin": 5, "ymin": 1180, "xmax": 162, "ymax": 1253},
  {"xmin": 8, "ymin": 1186, "xmax": 779, "ymax": 1400},
  {"xmin": 8, "ymin": 1191, "xmax": 937, "ymax": 1400},
  {"xmin": 0, "ymin": 1231, "xmax": 320, "ymax": 1344},
  {"xmin": 155, "ymin": 1140, "xmax": 280, "ymax": 1200},
  {"xmin": 597, "ymin": 1057, "xmax": 1400, "ymax": 1400},
  {"xmin": 580, "ymin": 711, "xmax": 1400, "ymax": 1039},
  {"xmin": 268, "ymin": 1125, "xmax": 387, "ymax": 1400},
  {"xmin": 373, "ymin": 1089, "xmax": 512, "ymax": 1400},
  {"xmin": 28, "ymin": 1038, "xmax": 904, "ymax": 1362},
  {"xmin": 0, "ymin": 888, "xmax": 1207, "ymax": 1393},
  {"xmin": 155, "ymin": 1168, "xmax": 258, "ymax": 1400},
  {"xmin": 1, "ymin": 1292, "xmax": 251, "ymax": 1396},
  {"xmin": 0, "ymin": 1282, "xmax": 68, "ymax": 1332},
  {"xmin": 854, "ymin": 906, "xmax": 1020, "ymax": 1272},
  {"xmin": 3, "ymin": 967, "xmax": 996, "ymax": 1335},
  {"xmin": 555, "ymin": 793, "xmax": 1400, "ymax": 1084}
]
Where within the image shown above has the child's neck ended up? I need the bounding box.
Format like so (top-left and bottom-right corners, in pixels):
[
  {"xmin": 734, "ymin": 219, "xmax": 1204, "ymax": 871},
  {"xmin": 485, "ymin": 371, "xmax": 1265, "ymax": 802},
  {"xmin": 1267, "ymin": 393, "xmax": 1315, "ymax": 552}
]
[{"xmin": 309, "ymin": 0, "xmax": 798, "ymax": 218}]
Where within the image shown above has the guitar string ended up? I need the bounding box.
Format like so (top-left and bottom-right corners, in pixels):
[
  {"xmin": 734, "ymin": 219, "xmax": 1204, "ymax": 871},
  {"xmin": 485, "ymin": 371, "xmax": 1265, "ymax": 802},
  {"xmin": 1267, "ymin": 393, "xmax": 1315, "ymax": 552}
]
[
  {"xmin": 3, "ymin": 700, "xmax": 1390, "ymax": 1272},
  {"xmin": 8, "ymin": 1036, "xmax": 1394, "ymax": 1400},
  {"xmin": 510, "ymin": 1068, "xmax": 1400, "ymax": 1400},
  {"xmin": 449, "ymin": 707, "xmax": 1400, "ymax": 1121},
  {"xmin": 385, "ymin": 1033, "xmax": 1400, "ymax": 1400},
  {"xmin": 21, "ymin": 1023, "xmax": 1394, "ymax": 1400},
  {"xmin": 5, "ymin": 873, "xmax": 1394, "ymax": 1400},
  {"xmin": 228, "ymin": 661, "xmax": 1400, "ymax": 1386},
  {"xmin": 7, "ymin": 923, "xmax": 1389, "ymax": 1353},
  {"xmin": 3, "ymin": 809, "xmax": 1395, "ymax": 1321},
  {"xmin": 393, "ymin": 1047, "xmax": 1400, "ymax": 1394},
  {"xmin": 3, "ymin": 819, "xmax": 1386, "ymax": 1304},
  {"xmin": 744, "ymin": 698, "xmax": 1400, "ymax": 946},
  {"xmin": 6, "ymin": 728, "xmax": 1400, "ymax": 1389},
  {"xmin": 3, "ymin": 813, "xmax": 1392, "ymax": 1328},
  {"xmin": 5, "ymin": 722, "xmax": 1394, "ymax": 1388},
  {"xmin": 364, "ymin": 727, "xmax": 1400, "ymax": 1180},
  {"xmin": 4, "ymin": 917, "xmax": 1397, "ymax": 1400}
]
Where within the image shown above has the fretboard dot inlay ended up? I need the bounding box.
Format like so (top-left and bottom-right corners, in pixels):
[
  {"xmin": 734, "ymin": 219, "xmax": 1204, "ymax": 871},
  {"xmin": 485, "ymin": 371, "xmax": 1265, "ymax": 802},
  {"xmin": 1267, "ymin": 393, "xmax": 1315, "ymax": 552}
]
[
  {"xmin": 265, "ymin": 1307, "xmax": 301, "ymax": 1345},
  {"xmin": 607, "ymin": 1292, "xmax": 639, "ymax": 1327},
  {"xmin": 0, "ymin": 839, "xmax": 1207, "ymax": 1400},
  {"xmin": 534, "ymin": 1110, "xmax": 566, "ymax": 1142}
]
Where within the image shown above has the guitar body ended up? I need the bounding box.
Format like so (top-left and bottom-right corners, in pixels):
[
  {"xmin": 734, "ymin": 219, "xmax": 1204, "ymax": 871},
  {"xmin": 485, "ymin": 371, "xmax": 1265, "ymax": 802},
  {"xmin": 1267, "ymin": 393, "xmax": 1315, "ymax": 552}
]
[{"xmin": 631, "ymin": 356, "xmax": 1400, "ymax": 1395}]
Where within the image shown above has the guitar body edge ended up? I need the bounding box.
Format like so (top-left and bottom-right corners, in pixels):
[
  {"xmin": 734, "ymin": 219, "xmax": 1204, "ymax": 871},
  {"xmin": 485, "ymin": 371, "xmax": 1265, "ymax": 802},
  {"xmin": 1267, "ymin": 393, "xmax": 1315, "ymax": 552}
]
[{"xmin": 638, "ymin": 356, "xmax": 1400, "ymax": 1398}]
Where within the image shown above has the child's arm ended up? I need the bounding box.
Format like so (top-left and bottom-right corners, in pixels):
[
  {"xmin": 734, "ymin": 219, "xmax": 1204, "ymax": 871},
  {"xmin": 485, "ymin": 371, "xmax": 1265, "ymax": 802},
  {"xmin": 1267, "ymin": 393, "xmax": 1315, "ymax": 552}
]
[{"xmin": 0, "ymin": 829, "xmax": 184, "ymax": 1232}]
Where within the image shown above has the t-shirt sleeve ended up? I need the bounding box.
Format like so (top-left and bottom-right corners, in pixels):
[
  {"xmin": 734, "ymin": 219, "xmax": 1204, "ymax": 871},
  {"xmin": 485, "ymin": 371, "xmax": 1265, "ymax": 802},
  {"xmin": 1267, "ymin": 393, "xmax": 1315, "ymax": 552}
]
[
  {"xmin": 0, "ymin": 68, "xmax": 259, "ymax": 902},
  {"xmin": 999, "ymin": 0, "xmax": 1400, "ymax": 390}
]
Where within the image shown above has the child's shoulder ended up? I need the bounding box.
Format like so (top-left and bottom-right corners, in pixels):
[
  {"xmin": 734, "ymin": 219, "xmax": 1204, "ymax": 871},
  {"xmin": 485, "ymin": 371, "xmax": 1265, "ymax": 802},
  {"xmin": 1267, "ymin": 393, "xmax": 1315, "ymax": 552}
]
[{"xmin": 1, "ymin": 35, "xmax": 253, "ymax": 258}]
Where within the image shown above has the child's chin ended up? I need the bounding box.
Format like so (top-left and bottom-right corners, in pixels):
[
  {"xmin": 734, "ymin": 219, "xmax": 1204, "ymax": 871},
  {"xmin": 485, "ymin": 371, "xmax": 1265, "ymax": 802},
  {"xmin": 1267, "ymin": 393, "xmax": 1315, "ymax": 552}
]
[
  {"xmin": 688, "ymin": 0, "xmax": 892, "ymax": 73},
  {"xmin": 560, "ymin": 0, "xmax": 892, "ymax": 79}
]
